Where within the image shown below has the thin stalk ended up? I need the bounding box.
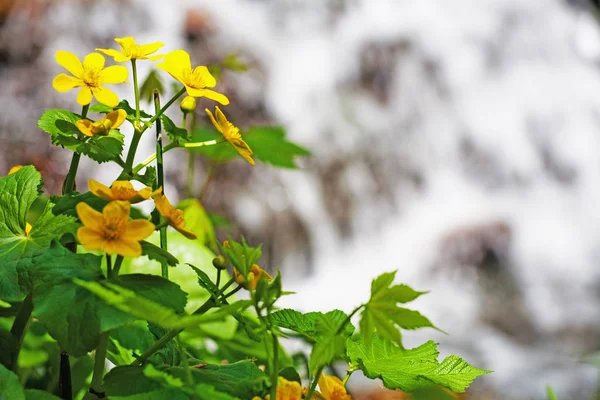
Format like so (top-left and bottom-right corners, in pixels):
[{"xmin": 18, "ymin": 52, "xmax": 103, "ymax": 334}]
[
  {"xmin": 62, "ymin": 105, "xmax": 89, "ymax": 194},
  {"xmin": 341, "ymin": 370, "xmax": 353, "ymax": 386},
  {"xmin": 124, "ymin": 130, "xmax": 143, "ymax": 172},
  {"xmin": 105, "ymin": 254, "xmax": 112, "ymax": 279},
  {"xmin": 131, "ymin": 142, "xmax": 177, "ymax": 175},
  {"xmin": 131, "ymin": 59, "xmax": 141, "ymax": 120},
  {"xmin": 139, "ymin": 87, "xmax": 186, "ymax": 135},
  {"xmin": 113, "ymin": 255, "xmax": 124, "ymax": 276},
  {"xmin": 154, "ymin": 91, "xmax": 168, "ymax": 279},
  {"xmin": 183, "ymin": 139, "xmax": 224, "ymax": 148},
  {"xmin": 270, "ymin": 330, "xmax": 280, "ymax": 400},
  {"xmin": 59, "ymin": 352, "xmax": 72, "ymax": 400},
  {"xmin": 215, "ymin": 269, "xmax": 222, "ymax": 291},
  {"xmin": 88, "ymin": 332, "xmax": 109, "ymax": 398},
  {"xmin": 305, "ymin": 366, "xmax": 324, "ymax": 400},
  {"xmin": 9, "ymin": 294, "xmax": 33, "ymax": 372}
]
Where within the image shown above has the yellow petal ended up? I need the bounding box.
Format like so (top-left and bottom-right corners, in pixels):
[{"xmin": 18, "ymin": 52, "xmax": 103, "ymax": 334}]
[
  {"xmin": 145, "ymin": 54, "xmax": 164, "ymax": 61},
  {"xmin": 214, "ymin": 106, "xmax": 229, "ymax": 129},
  {"xmin": 204, "ymin": 108, "xmax": 222, "ymax": 134},
  {"xmin": 52, "ymin": 73, "xmax": 82, "ymax": 92},
  {"xmin": 174, "ymin": 225, "xmax": 198, "ymax": 240},
  {"xmin": 8, "ymin": 165, "xmax": 23, "ymax": 174},
  {"xmin": 136, "ymin": 186, "xmax": 154, "ymax": 200},
  {"xmin": 76, "ymin": 119, "xmax": 94, "ymax": 137},
  {"xmin": 154, "ymin": 194, "xmax": 174, "ymax": 218},
  {"xmin": 101, "ymin": 65, "xmax": 129, "ymax": 84},
  {"xmin": 124, "ymin": 219, "xmax": 155, "ymax": 241},
  {"xmin": 114, "ymin": 36, "xmax": 135, "ymax": 51},
  {"xmin": 76, "ymin": 87, "xmax": 93, "ymax": 106},
  {"xmin": 229, "ymin": 138, "xmax": 255, "ymax": 165},
  {"xmin": 277, "ymin": 377, "xmax": 303, "ymax": 400},
  {"xmin": 76, "ymin": 202, "xmax": 104, "ymax": 231},
  {"xmin": 88, "ymin": 179, "xmax": 114, "ymax": 201},
  {"xmin": 185, "ymin": 87, "xmax": 229, "ymax": 105},
  {"xmin": 139, "ymin": 42, "xmax": 164, "ymax": 56},
  {"xmin": 105, "ymin": 109, "xmax": 127, "ymax": 130},
  {"xmin": 95, "ymin": 48, "xmax": 126, "ymax": 62},
  {"xmin": 318, "ymin": 375, "xmax": 351, "ymax": 400},
  {"xmin": 156, "ymin": 50, "xmax": 191, "ymax": 83},
  {"xmin": 192, "ymin": 66, "xmax": 216, "ymax": 87},
  {"xmin": 83, "ymin": 52, "xmax": 105, "ymax": 72},
  {"xmin": 92, "ymin": 86, "xmax": 119, "ymax": 107},
  {"xmin": 102, "ymin": 200, "xmax": 130, "ymax": 221},
  {"xmin": 77, "ymin": 227, "xmax": 105, "ymax": 251},
  {"xmin": 55, "ymin": 51, "xmax": 83, "ymax": 78},
  {"xmin": 104, "ymin": 239, "xmax": 142, "ymax": 257}
]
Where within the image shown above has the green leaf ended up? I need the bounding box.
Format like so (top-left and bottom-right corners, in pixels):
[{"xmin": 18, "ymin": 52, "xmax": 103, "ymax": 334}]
[
  {"xmin": 188, "ymin": 264, "xmax": 219, "ymax": 298},
  {"xmin": 144, "ymin": 365, "xmax": 237, "ymax": 400},
  {"xmin": 134, "ymin": 166, "xmax": 157, "ymax": 189},
  {"xmin": 77, "ymin": 129, "xmax": 125, "ymax": 163},
  {"xmin": 141, "ymin": 241, "xmax": 179, "ymax": 267},
  {"xmin": 74, "ymin": 279, "xmax": 250, "ymax": 330},
  {"xmin": 24, "ymin": 390, "xmax": 63, "ymax": 400},
  {"xmin": 347, "ymin": 334, "xmax": 490, "ymax": 392},
  {"xmin": 222, "ymin": 53, "xmax": 248, "ymax": 72},
  {"xmin": 107, "ymin": 321, "xmax": 156, "ymax": 365},
  {"xmin": 51, "ymin": 191, "xmax": 147, "ymax": 220},
  {"xmin": 178, "ymin": 199, "xmax": 216, "ymax": 250},
  {"xmin": 37, "ymin": 109, "xmax": 81, "ymax": 150},
  {"xmin": 191, "ymin": 126, "xmax": 310, "ymax": 168},
  {"xmin": 161, "ymin": 115, "xmax": 189, "ymax": 142},
  {"xmin": 104, "ymin": 366, "xmax": 185, "ymax": 400},
  {"xmin": 221, "ymin": 237, "xmax": 262, "ymax": 279},
  {"xmin": 0, "ymin": 328, "xmax": 18, "ymax": 369},
  {"xmin": 278, "ymin": 367, "xmax": 301, "ymax": 384},
  {"xmin": 547, "ymin": 385, "xmax": 559, "ymax": 400},
  {"xmin": 140, "ymin": 70, "xmax": 165, "ymax": 103},
  {"xmin": 0, "ymin": 364, "xmax": 25, "ymax": 400},
  {"xmin": 90, "ymin": 100, "xmax": 152, "ymax": 119},
  {"xmin": 270, "ymin": 309, "xmax": 355, "ymax": 340},
  {"xmin": 360, "ymin": 271, "xmax": 437, "ymax": 346}
]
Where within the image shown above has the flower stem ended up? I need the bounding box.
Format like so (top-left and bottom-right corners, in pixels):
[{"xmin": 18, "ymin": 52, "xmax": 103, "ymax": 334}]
[
  {"xmin": 140, "ymin": 87, "xmax": 186, "ymax": 135},
  {"xmin": 154, "ymin": 91, "xmax": 168, "ymax": 280},
  {"xmin": 305, "ymin": 366, "xmax": 324, "ymax": 400},
  {"xmin": 270, "ymin": 330, "xmax": 280, "ymax": 400},
  {"xmin": 341, "ymin": 370, "xmax": 354, "ymax": 386},
  {"xmin": 9, "ymin": 294, "xmax": 33, "ymax": 372},
  {"xmin": 62, "ymin": 105, "xmax": 88, "ymax": 194},
  {"xmin": 113, "ymin": 255, "xmax": 124, "ymax": 276},
  {"xmin": 88, "ymin": 332, "xmax": 109, "ymax": 398},
  {"xmin": 124, "ymin": 129, "xmax": 143, "ymax": 172},
  {"xmin": 131, "ymin": 59, "xmax": 141, "ymax": 120},
  {"xmin": 59, "ymin": 351, "xmax": 72, "ymax": 400},
  {"xmin": 105, "ymin": 254, "xmax": 112, "ymax": 279},
  {"xmin": 199, "ymin": 161, "xmax": 216, "ymax": 201},
  {"xmin": 131, "ymin": 142, "xmax": 177, "ymax": 175},
  {"xmin": 183, "ymin": 138, "xmax": 224, "ymax": 148}
]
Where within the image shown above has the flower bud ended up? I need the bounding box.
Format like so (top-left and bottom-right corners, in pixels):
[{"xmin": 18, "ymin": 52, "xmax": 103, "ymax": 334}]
[
  {"xmin": 180, "ymin": 96, "xmax": 197, "ymax": 114},
  {"xmin": 212, "ymin": 255, "xmax": 228, "ymax": 270}
]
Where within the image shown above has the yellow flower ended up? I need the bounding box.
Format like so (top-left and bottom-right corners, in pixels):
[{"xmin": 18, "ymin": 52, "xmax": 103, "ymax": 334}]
[
  {"xmin": 96, "ymin": 37, "xmax": 164, "ymax": 62},
  {"xmin": 76, "ymin": 109, "xmax": 127, "ymax": 137},
  {"xmin": 263, "ymin": 377, "xmax": 303, "ymax": 400},
  {"xmin": 234, "ymin": 263, "xmax": 272, "ymax": 290},
  {"xmin": 89, "ymin": 179, "xmax": 159, "ymax": 204},
  {"xmin": 76, "ymin": 201, "xmax": 154, "ymax": 257},
  {"xmin": 8, "ymin": 165, "xmax": 23, "ymax": 174},
  {"xmin": 52, "ymin": 51, "xmax": 128, "ymax": 107},
  {"xmin": 318, "ymin": 375, "xmax": 351, "ymax": 400},
  {"xmin": 154, "ymin": 194, "xmax": 197, "ymax": 240},
  {"xmin": 157, "ymin": 50, "xmax": 229, "ymax": 105},
  {"xmin": 205, "ymin": 106, "xmax": 254, "ymax": 165}
]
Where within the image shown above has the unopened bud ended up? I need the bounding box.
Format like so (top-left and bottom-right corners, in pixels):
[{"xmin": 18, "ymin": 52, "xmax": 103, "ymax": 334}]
[
  {"xmin": 180, "ymin": 96, "xmax": 197, "ymax": 114},
  {"xmin": 212, "ymin": 255, "xmax": 228, "ymax": 270}
]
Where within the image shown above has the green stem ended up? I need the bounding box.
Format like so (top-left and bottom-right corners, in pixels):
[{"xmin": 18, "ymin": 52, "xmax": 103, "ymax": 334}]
[
  {"xmin": 215, "ymin": 269, "xmax": 222, "ymax": 291},
  {"xmin": 336, "ymin": 304, "xmax": 364, "ymax": 335},
  {"xmin": 113, "ymin": 255, "xmax": 124, "ymax": 276},
  {"xmin": 131, "ymin": 142, "xmax": 177, "ymax": 175},
  {"xmin": 341, "ymin": 370, "xmax": 353, "ymax": 386},
  {"xmin": 88, "ymin": 332, "xmax": 109, "ymax": 398},
  {"xmin": 270, "ymin": 330, "xmax": 279, "ymax": 400},
  {"xmin": 183, "ymin": 139, "xmax": 224, "ymax": 148},
  {"xmin": 305, "ymin": 366, "xmax": 324, "ymax": 400},
  {"xmin": 124, "ymin": 130, "xmax": 143, "ymax": 172},
  {"xmin": 132, "ymin": 59, "xmax": 141, "ymax": 120},
  {"xmin": 9, "ymin": 294, "xmax": 33, "ymax": 372},
  {"xmin": 105, "ymin": 254, "xmax": 112, "ymax": 279},
  {"xmin": 140, "ymin": 87, "xmax": 186, "ymax": 135},
  {"xmin": 154, "ymin": 91, "xmax": 169, "ymax": 280},
  {"xmin": 62, "ymin": 105, "xmax": 89, "ymax": 195}
]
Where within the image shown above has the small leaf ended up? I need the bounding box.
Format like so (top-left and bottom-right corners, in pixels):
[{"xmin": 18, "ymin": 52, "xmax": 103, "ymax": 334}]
[
  {"xmin": 221, "ymin": 237, "xmax": 262, "ymax": 279},
  {"xmin": 547, "ymin": 385, "xmax": 559, "ymax": 400},
  {"xmin": 141, "ymin": 241, "xmax": 179, "ymax": 267},
  {"xmin": 91, "ymin": 100, "xmax": 152, "ymax": 119},
  {"xmin": 77, "ymin": 129, "xmax": 125, "ymax": 163},
  {"xmin": 140, "ymin": 70, "xmax": 165, "ymax": 103},
  {"xmin": 0, "ymin": 364, "xmax": 25, "ymax": 399},
  {"xmin": 270, "ymin": 308, "xmax": 355, "ymax": 340},
  {"xmin": 161, "ymin": 114, "xmax": 189, "ymax": 142},
  {"xmin": 178, "ymin": 199, "xmax": 216, "ymax": 250}
]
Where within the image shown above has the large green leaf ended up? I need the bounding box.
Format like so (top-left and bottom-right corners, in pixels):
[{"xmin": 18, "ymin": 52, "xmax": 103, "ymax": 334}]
[
  {"xmin": 106, "ymin": 321, "xmax": 156, "ymax": 365},
  {"xmin": 360, "ymin": 271, "xmax": 437, "ymax": 346},
  {"xmin": 270, "ymin": 309, "xmax": 355, "ymax": 340},
  {"xmin": 78, "ymin": 130, "xmax": 125, "ymax": 163},
  {"xmin": 191, "ymin": 126, "xmax": 310, "ymax": 168},
  {"xmin": 24, "ymin": 390, "xmax": 62, "ymax": 400},
  {"xmin": 0, "ymin": 363, "xmax": 25, "ymax": 400},
  {"xmin": 104, "ymin": 366, "xmax": 186, "ymax": 400},
  {"xmin": 347, "ymin": 334, "xmax": 490, "ymax": 393},
  {"xmin": 143, "ymin": 365, "xmax": 237, "ymax": 400},
  {"xmin": 177, "ymin": 199, "xmax": 216, "ymax": 250}
]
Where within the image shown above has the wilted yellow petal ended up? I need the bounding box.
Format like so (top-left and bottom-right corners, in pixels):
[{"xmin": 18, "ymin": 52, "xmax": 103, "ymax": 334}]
[
  {"xmin": 104, "ymin": 109, "xmax": 127, "ymax": 130},
  {"xmin": 101, "ymin": 65, "xmax": 128, "ymax": 84},
  {"xmin": 92, "ymin": 86, "xmax": 119, "ymax": 107},
  {"xmin": 8, "ymin": 165, "xmax": 23, "ymax": 174},
  {"xmin": 55, "ymin": 51, "xmax": 83, "ymax": 78}
]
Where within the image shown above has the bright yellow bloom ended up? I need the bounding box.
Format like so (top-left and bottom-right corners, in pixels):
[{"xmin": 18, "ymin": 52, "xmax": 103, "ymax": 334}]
[
  {"xmin": 52, "ymin": 51, "xmax": 128, "ymax": 107},
  {"xmin": 318, "ymin": 375, "xmax": 351, "ymax": 400},
  {"xmin": 154, "ymin": 194, "xmax": 197, "ymax": 240},
  {"xmin": 234, "ymin": 263, "xmax": 272, "ymax": 290},
  {"xmin": 8, "ymin": 165, "xmax": 23, "ymax": 174},
  {"xmin": 96, "ymin": 37, "xmax": 164, "ymax": 62},
  {"xmin": 76, "ymin": 201, "xmax": 154, "ymax": 257},
  {"xmin": 89, "ymin": 179, "xmax": 159, "ymax": 204},
  {"xmin": 262, "ymin": 377, "xmax": 302, "ymax": 400},
  {"xmin": 205, "ymin": 106, "xmax": 254, "ymax": 165},
  {"xmin": 76, "ymin": 109, "xmax": 127, "ymax": 137},
  {"xmin": 157, "ymin": 50, "xmax": 229, "ymax": 105}
]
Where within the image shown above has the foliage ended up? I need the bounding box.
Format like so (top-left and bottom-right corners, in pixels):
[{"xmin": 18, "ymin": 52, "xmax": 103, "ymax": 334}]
[{"xmin": 0, "ymin": 37, "xmax": 490, "ymax": 400}]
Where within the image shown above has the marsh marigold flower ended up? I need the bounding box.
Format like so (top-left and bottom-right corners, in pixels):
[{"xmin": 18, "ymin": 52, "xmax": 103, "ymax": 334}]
[
  {"xmin": 234, "ymin": 263, "xmax": 272, "ymax": 290},
  {"xmin": 205, "ymin": 106, "xmax": 254, "ymax": 165},
  {"xmin": 154, "ymin": 194, "xmax": 197, "ymax": 240},
  {"xmin": 76, "ymin": 109, "xmax": 127, "ymax": 137},
  {"xmin": 254, "ymin": 377, "xmax": 302, "ymax": 400},
  {"xmin": 76, "ymin": 201, "xmax": 154, "ymax": 257},
  {"xmin": 52, "ymin": 51, "xmax": 128, "ymax": 107},
  {"xmin": 157, "ymin": 50, "xmax": 229, "ymax": 105},
  {"xmin": 318, "ymin": 375, "xmax": 351, "ymax": 400},
  {"xmin": 89, "ymin": 179, "xmax": 159, "ymax": 204},
  {"xmin": 96, "ymin": 37, "xmax": 164, "ymax": 62}
]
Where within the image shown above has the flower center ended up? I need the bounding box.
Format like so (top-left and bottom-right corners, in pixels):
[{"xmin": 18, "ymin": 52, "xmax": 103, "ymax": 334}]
[
  {"xmin": 82, "ymin": 68, "xmax": 101, "ymax": 87},
  {"xmin": 182, "ymin": 67, "xmax": 208, "ymax": 89},
  {"xmin": 102, "ymin": 217, "xmax": 126, "ymax": 240},
  {"xmin": 128, "ymin": 44, "xmax": 142, "ymax": 59},
  {"xmin": 112, "ymin": 187, "xmax": 137, "ymax": 200}
]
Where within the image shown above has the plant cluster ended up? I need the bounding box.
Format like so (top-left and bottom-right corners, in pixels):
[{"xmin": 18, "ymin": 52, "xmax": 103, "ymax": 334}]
[{"xmin": 0, "ymin": 36, "xmax": 490, "ymax": 399}]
